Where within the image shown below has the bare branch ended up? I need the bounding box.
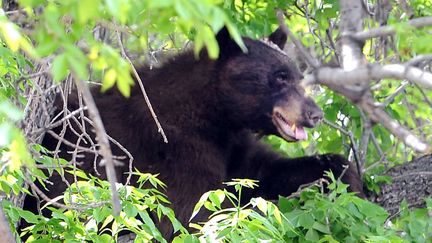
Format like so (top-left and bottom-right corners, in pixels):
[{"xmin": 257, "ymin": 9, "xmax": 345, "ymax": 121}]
[
  {"xmin": 18, "ymin": 69, "xmax": 49, "ymax": 82},
  {"xmin": 115, "ymin": 29, "xmax": 168, "ymax": 143},
  {"xmin": 276, "ymin": 10, "xmax": 320, "ymax": 69},
  {"xmin": 359, "ymin": 110, "xmax": 371, "ymax": 174},
  {"xmin": 379, "ymin": 81, "xmax": 409, "ymax": 107},
  {"xmin": 0, "ymin": 207, "xmax": 15, "ymax": 243},
  {"xmin": 303, "ymin": 67, "xmax": 430, "ymax": 152},
  {"xmin": 304, "ymin": 64, "xmax": 432, "ymax": 89},
  {"xmin": 23, "ymin": 170, "xmax": 108, "ymax": 212},
  {"xmin": 359, "ymin": 97, "xmax": 428, "ymax": 152},
  {"xmin": 354, "ymin": 16, "xmax": 432, "ymax": 41},
  {"xmin": 405, "ymin": 54, "xmax": 432, "ymax": 67},
  {"xmin": 73, "ymin": 77, "xmax": 121, "ymax": 215},
  {"xmin": 323, "ymin": 119, "xmax": 361, "ymax": 174},
  {"xmin": 339, "ymin": 0, "xmax": 367, "ymax": 71}
]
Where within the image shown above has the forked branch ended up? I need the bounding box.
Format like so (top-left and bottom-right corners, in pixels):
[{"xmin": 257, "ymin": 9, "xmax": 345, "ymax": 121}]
[{"xmin": 275, "ymin": 1, "xmax": 430, "ymax": 153}]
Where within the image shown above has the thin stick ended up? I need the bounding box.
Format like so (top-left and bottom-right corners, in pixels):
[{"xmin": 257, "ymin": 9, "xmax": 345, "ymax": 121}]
[
  {"xmin": 24, "ymin": 171, "xmax": 108, "ymax": 211},
  {"xmin": 115, "ymin": 29, "xmax": 168, "ymax": 143},
  {"xmin": 0, "ymin": 207, "xmax": 15, "ymax": 243},
  {"xmin": 323, "ymin": 119, "xmax": 361, "ymax": 170},
  {"xmin": 73, "ymin": 77, "xmax": 121, "ymax": 215},
  {"xmin": 276, "ymin": 9, "xmax": 320, "ymax": 69},
  {"xmin": 354, "ymin": 16, "xmax": 432, "ymax": 41}
]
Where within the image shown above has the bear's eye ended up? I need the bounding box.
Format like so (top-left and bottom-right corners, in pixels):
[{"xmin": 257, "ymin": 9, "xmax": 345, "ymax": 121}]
[{"xmin": 274, "ymin": 71, "xmax": 290, "ymax": 84}]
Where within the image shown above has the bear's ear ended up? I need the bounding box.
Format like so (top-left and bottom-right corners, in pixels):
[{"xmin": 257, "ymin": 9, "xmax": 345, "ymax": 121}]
[
  {"xmin": 216, "ymin": 27, "xmax": 243, "ymax": 59},
  {"xmin": 268, "ymin": 27, "xmax": 287, "ymax": 49}
]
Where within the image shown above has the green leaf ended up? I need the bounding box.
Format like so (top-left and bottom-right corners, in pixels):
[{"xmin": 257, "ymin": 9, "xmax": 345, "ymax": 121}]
[
  {"xmin": 0, "ymin": 101, "xmax": 23, "ymax": 121},
  {"xmin": 93, "ymin": 207, "xmax": 111, "ymax": 223},
  {"xmin": 101, "ymin": 68, "xmax": 117, "ymax": 92},
  {"xmin": 312, "ymin": 221, "xmax": 331, "ymax": 234},
  {"xmin": 298, "ymin": 213, "xmax": 315, "ymax": 229},
  {"xmin": 203, "ymin": 26, "xmax": 219, "ymax": 59},
  {"xmin": 305, "ymin": 228, "xmax": 320, "ymax": 242},
  {"xmin": 254, "ymin": 197, "xmax": 268, "ymax": 215},
  {"xmin": 0, "ymin": 123, "xmax": 14, "ymax": 146},
  {"xmin": 0, "ymin": 22, "xmax": 21, "ymax": 52},
  {"xmin": 35, "ymin": 37, "xmax": 59, "ymax": 56},
  {"xmin": 18, "ymin": 209, "xmax": 39, "ymax": 224},
  {"xmin": 64, "ymin": 45, "xmax": 89, "ymax": 79},
  {"xmin": 18, "ymin": 0, "xmax": 44, "ymax": 7},
  {"xmin": 190, "ymin": 191, "xmax": 211, "ymax": 221},
  {"xmin": 123, "ymin": 202, "xmax": 138, "ymax": 218},
  {"xmin": 78, "ymin": 0, "xmax": 101, "ymax": 23},
  {"xmin": 208, "ymin": 189, "xmax": 225, "ymax": 209},
  {"xmin": 116, "ymin": 71, "xmax": 133, "ymax": 97},
  {"xmin": 51, "ymin": 54, "xmax": 69, "ymax": 82}
]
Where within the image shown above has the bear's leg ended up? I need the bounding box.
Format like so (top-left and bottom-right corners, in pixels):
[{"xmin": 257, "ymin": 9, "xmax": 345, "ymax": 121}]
[{"xmin": 249, "ymin": 154, "xmax": 365, "ymax": 200}]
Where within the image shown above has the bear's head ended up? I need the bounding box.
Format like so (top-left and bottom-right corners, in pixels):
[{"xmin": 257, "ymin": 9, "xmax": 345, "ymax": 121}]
[{"xmin": 214, "ymin": 27, "xmax": 323, "ymax": 141}]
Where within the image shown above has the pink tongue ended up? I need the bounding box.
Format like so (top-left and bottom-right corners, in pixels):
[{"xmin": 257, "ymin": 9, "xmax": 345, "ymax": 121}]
[{"xmin": 294, "ymin": 126, "xmax": 308, "ymax": 140}]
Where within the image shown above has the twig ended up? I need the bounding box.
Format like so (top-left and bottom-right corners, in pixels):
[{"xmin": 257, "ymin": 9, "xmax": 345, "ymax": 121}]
[
  {"xmin": 115, "ymin": 28, "xmax": 168, "ymax": 143},
  {"xmin": 370, "ymin": 131, "xmax": 386, "ymax": 163},
  {"xmin": 0, "ymin": 206, "xmax": 15, "ymax": 243},
  {"xmin": 23, "ymin": 171, "xmax": 108, "ymax": 211},
  {"xmin": 405, "ymin": 54, "xmax": 432, "ymax": 67},
  {"xmin": 379, "ymin": 81, "xmax": 409, "ymax": 107},
  {"xmin": 358, "ymin": 110, "xmax": 371, "ymax": 174},
  {"xmin": 286, "ymin": 178, "xmax": 329, "ymax": 199},
  {"xmin": 97, "ymin": 20, "xmax": 132, "ymax": 35},
  {"xmin": 81, "ymin": 116, "xmax": 135, "ymax": 185},
  {"xmin": 359, "ymin": 97, "xmax": 428, "ymax": 152},
  {"xmin": 33, "ymin": 107, "xmax": 88, "ymax": 134},
  {"xmin": 18, "ymin": 70, "xmax": 49, "ymax": 82},
  {"xmin": 323, "ymin": 119, "xmax": 361, "ymax": 172},
  {"xmin": 303, "ymin": 64, "xmax": 432, "ymax": 95},
  {"xmin": 276, "ymin": 9, "xmax": 320, "ymax": 69},
  {"xmin": 415, "ymin": 84, "xmax": 432, "ymax": 108},
  {"xmin": 73, "ymin": 77, "xmax": 121, "ymax": 215},
  {"xmin": 353, "ymin": 16, "xmax": 432, "ymax": 41}
]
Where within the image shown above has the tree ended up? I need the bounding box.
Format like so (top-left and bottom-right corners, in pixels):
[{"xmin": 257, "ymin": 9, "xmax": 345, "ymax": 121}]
[{"xmin": 0, "ymin": 0, "xmax": 431, "ymax": 242}]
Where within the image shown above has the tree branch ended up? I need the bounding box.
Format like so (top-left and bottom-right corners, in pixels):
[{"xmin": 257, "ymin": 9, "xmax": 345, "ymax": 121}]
[
  {"xmin": 304, "ymin": 64, "xmax": 432, "ymax": 90},
  {"xmin": 353, "ymin": 16, "xmax": 432, "ymax": 41},
  {"xmin": 0, "ymin": 206, "xmax": 15, "ymax": 243},
  {"xmin": 115, "ymin": 29, "xmax": 168, "ymax": 143},
  {"xmin": 274, "ymin": 2, "xmax": 431, "ymax": 153},
  {"xmin": 73, "ymin": 77, "xmax": 121, "ymax": 215},
  {"xmin": 276, "ymin": 10, "xmax": 320, "ymax": 69},
  {"xmin": 303, "ymin": 67, "xmax": 430, "ymax": 152},
  {"xmin": 359, "ymin": 97, "xmax": 428, "ymax": 152}
]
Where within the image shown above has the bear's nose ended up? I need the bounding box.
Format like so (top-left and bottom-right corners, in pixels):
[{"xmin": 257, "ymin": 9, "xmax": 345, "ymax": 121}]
[{"xmin": 306, "ymin": 109, "xmax": 323, "ymax": 127}]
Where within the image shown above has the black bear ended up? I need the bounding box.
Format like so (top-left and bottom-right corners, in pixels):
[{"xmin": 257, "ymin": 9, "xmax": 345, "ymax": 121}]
[{"xmin": 38, "ymin": 27, "xmax": 364, "ymax": 237}]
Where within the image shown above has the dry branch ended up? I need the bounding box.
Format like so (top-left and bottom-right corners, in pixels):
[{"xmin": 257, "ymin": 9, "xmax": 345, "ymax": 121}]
[
  {"xmin": 116, "ymin": 29, "xmax": 168, "ymax": 143},
  {"xmin": 276, "ymin": 10, "xmax": 320, "ymax": 69},
  {"xmin": 276, "ymin": 1, "xmax": 431, "ymax": 153},
  {"xmin": 73, "ymin": 77, "xmax": 121, "ymax": 215},
  {"xmin": 0, "ymin": 206, "xmax": 15, "ymax": 243},
  {"xmin": 354, "ymin": 16, "xmax": 432, "ymax": 40},
  {"xmin": 303, "ymin": 64, "xmax": 432, "ymax": 89},
  {"xmin": 300, "ymin": 63, "xmax": 431, "ymax": 152}
]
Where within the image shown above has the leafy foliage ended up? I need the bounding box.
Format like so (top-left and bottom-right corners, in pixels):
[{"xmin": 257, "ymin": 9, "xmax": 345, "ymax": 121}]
[
  {"xmin": 174, "ymin": 176, "xmax": 431, "ymax": 243},
  {"xmin": 4, "ymin": 164, "xmax": 186, "ymax": 242},
  {"xmin": 0, "ymin": 0, "xmax": 431, "ymax": 242}
]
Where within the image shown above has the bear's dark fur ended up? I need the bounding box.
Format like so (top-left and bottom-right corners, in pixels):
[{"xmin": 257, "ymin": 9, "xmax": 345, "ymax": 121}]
[{"xmin": 38, "ymin": 28, "xmax": 364, "ymax": 237}]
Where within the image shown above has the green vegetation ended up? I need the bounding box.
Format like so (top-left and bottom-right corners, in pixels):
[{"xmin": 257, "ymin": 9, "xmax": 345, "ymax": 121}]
[{"xmin": 1, "ymin": 0, "xmax": 431, "ymax": 242}]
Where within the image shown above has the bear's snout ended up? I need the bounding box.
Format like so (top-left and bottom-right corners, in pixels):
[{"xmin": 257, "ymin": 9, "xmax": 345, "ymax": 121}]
[{"xmin": 303, "ymin": 104, "xmax": 323, "ymax": 128}]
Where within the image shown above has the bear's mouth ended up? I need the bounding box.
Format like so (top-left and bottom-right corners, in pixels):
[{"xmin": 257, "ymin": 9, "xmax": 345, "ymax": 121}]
[{"xmin": 272, "ymin": 111, "xmax": 307, "ymax": 141}]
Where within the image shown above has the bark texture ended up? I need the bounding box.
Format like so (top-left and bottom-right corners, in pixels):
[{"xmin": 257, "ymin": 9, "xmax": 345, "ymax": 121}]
[{"xmin": 370, "ymin": 154, "xmax": 432, "ymax": 214}]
